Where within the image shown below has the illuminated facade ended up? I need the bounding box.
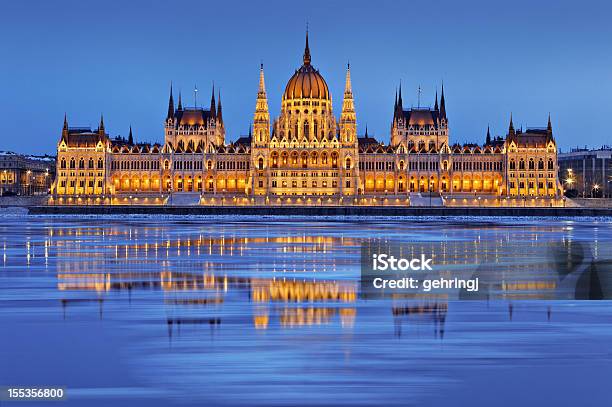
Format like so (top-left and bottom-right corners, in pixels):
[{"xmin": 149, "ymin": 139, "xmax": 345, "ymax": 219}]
[{"xmin": 51, "ymin": 34, "xmax": 562, "ymax": 206}]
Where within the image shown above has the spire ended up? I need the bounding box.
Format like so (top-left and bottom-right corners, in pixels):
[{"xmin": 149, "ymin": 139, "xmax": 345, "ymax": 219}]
[
  {"xmin": 547, "ymin": 113, "xmax": 552, "ymax": 132},
  {"xmin": 217, "ymin": 89, "xmax": 223, "ymax": 124},
  {"xmin": 210, "ymin": 84, "xmax": 216, "ymax": 118},
  {"xmin": 62, "ymin": 113, "xmax": 68, "ymax": 139},
  {"xmin": 365, "ymin": 125, "xmax": 368, "ymax": 137},
  {"xmin": 398, "ymin": 82, "xmax": 403, "ymax": 110},
  {"xmin": 167, "ymin": 83, "xmax": 175, "ymax": 119},
  {"xmin": 394, "ymin": 89, "xmax": 398, "ymax": 112},
  {"xmin": 303, "ymin": 28, "xmax": 311, "ymax": 65},
  {"xmin": 440, "ymin": 83, "xmax": 446, "ymax": 118},
  {"xmin": 434, "ymin": 90, "xmax": 439, "ymax": 111},
  {"xmin": 258, "ymin": 63, "xmax": 267, "ymax": 96},
  {"xmin": 340, "ymin": 63, "xmax": 356, "ymax": 135},
  {"xmin": 128, "ymin": 125, "xmax": 134, "ymax": 144},
  {"xmin": 344, "ymin": 63, "xmax": 352, "ymax": 94},
  {"xmin": 177, "ymin": 91, "xmax": 183, "ymax": 110},
  {"xmin": 486, "ymin": 125, "xmax": 491, "ymax": 145},
  {"xmin": 508, "ymin": 113, "xmax": 515, "ymax": 135},
  {"xmin": 98, "ymin": 114, "xmax": 105, "ymax": 134}
]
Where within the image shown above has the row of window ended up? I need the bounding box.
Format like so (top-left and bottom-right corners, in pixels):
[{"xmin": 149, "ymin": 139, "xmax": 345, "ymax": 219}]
[
  {"xmin": 509, "ymin": 173, "xmax": 555, "ymax": 179},
  {"xmin": 509, "ymin": 159, "xmax": 554, "ymax": 170},
  {"xmin": 452, "ymin": 161, "xmax": 503, "ymax": 171},
  {"xmin": 269, "ymin": 171, "xmax": 341, "ymax": 178},
  {"xmin": 59, "ymin": 180, "xmax": 103, "ymax": 188},
  {"xmin": 60, "ymin": 157, "xmax": 103, "ymax": 170},
  {"xmin": 270, "ymin": 179, "xmax": 350, "ymax": 189},
  {"xmin": 509, "ymin": 181, "xmax": 555, "ymax": 189},
  {"xmin": 111, "ymin": 160, "xmax": 160, "ymax": 170}
]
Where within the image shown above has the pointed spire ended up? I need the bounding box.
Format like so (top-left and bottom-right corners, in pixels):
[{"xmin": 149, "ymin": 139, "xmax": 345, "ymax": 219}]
[
  {"xmin": 217, "ymin": 89, "xmax": 223, "ymax": 124},
  {"xmin": 509, "ymin": 113, "xmax": 515, "ymax": 135},
  {"xmin": 344, "ymin": 63, "xmax": 352, "ymax": 94},
  {"xmin": 365, "ymin": 124, "xmax": 369, "ymax": 137},
  {"xmin": 258, "ymin": 63, "xmax": 267, "ymax": 96},
  {"xmin": 128, "ymin": 125, "xmax": 134, "ymax": 144},
  {"xmin": 486, "ymin": 125, "xmax": 491, "ymax": 145},
  {"xmin": 177, "ymin": 91, "xmax": 183, "ymax": 110},
  {"xmin": 61, "ymin": 113, "xmax": 68, "ymax": 139},
  {"xmin": 167, "ymin": 83, "xmax": 175, "ymax": 119},
  {"xmin": 547, "ymin": 113, "xmax": 552, "ymax": 132},
  {"xmin": 98, "ymin": 114, "xmax": 105, "ymax": 134},
  {"xmin": 398, "ymin": 82, "xmax": 403, "ymax": 110},
  {"xmin": 303, "ymin": 28, "xmax": 311, "ymax": 65},
  {"xmin": 394, "ymin": 89, "xmax": 398, "ymax": 112},
  {"xmin": 210, "ymin": 83, "xmax": 216, "ymax": 118},
  {"xmin": 440, "ymin": 83, "xmax": 446, "ymax": 118},
  {"xmin": 434, "ymin": 90, "xmax": 439, "ymax": 111}
]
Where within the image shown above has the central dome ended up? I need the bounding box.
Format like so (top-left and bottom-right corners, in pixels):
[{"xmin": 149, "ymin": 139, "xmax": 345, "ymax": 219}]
[{"xmin": 282, "ymin": 33, "xmax": 330, "ymax": 101}]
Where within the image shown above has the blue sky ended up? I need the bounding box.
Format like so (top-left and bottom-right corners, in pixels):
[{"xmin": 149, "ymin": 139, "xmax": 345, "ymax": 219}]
[{"xmin": 1, "ymin": 0, "xmax": 610, "ymax": 154}]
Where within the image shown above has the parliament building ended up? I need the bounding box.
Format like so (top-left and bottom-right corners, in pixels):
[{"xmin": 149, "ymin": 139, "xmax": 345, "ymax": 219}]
[{"xmin": 51, "ymin": 34, "xmax": 562, "ymax": 207}]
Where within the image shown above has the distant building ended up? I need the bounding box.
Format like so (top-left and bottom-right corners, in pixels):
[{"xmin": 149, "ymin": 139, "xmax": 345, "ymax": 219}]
[
  {"xmin": 0, "ymin": 152, "xmax": 55, "ymax": 196},
  {"xmin": 558, "ymin": 146, "xmax": 611, "ymax": 198}
]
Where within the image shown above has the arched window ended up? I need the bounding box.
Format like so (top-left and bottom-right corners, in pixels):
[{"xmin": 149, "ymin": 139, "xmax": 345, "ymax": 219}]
[
  {"xmin": 345, "ymin": 157, "xmax": 351, "ymax": 170},
  {"xmin": 331, "ymin": 152, "xmax": 338, "ymax": 168},
  {"xmin": 428, "ymin": 141, "xmax": 435, "ymax": 151},
  {"xmin": 528, "ymin": 159, "xmax": 535, "ymax": 170},
  {"xmin": 207, "ymin": 160, "xmax": 213, "ymax": 170},
  {"xmin": 97, "ymin": 158, "xmax": 103, "ymax": 169},
  {"xmin": 303, "ymin": 120, "xmax": 309, "ymax": 138},
  {"xmin": 88, "ymin": 158, "xmax": 94, "ymax": 168},
  {"xmin": 548, "ymin": 159, "xmax": 554, "ymax": 170},
  {"xmin": 258, "ymin": 157, "xmax": 264, "ymax": 170},
  {"xmin": 519, "ymin": 159, "xmax": 525, "ymax": 170},
  {"xmin": 509, "ymin": 159, "xmax": 516, "ymax": 170},
  {"xmin": 164, "ymin": 160, "xmax": 170, "ymax": 170},
  {"xmin": 538, "ymin": 159, "xmax": 544, "ymax": 170},
  {"xmin": 61, "ymin": 158, "xmax": 66, "ymax": 169},
  {"xmin": 79, "ymin": 158, "xmax": 85, "ymax": 169}
]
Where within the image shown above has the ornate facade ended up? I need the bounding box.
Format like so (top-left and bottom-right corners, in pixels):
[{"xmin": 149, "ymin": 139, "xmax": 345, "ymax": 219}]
[{"xmin": 51, "ymin": 34, "xmax": 562, "ymax": 206}]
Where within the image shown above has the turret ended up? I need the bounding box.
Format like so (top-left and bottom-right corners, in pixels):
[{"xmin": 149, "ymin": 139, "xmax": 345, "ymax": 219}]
[
  {"xmin": 340, "ymin": 63, "xmax": 356, "ymax": 145},
  {"xmin": 485, "ymin": 125, "xmax": 491, "ymax": 145},
  {"xmin": 98, "ymin": 114, "xmax": 105, "ymax": 135},
  {"xmin": 440, "ymin": 84, "xmax": 446, "ymax": 119},
  {"xmin": 167, "ymin": 83, "xmax": 175, "ymax": 119},
  {"xmin": 252, "ymin": 63, "xmax": 270, "ymax": 147},
  {"xmin": 210, "ymin": 84, "xmax": 216, "ymax": 118},
  {"xmin": 128, "ymin": 126, "xmax": 134, "ymax": 145},
  {"xmin": 217, "ymin": 90, "xmax": 223, "ymax": 126}
]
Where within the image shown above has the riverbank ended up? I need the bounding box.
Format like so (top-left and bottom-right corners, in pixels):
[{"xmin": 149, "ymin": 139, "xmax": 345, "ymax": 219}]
[{"xmin": 28, "ymin": 205, "xmax": 612, "ymax": 217}]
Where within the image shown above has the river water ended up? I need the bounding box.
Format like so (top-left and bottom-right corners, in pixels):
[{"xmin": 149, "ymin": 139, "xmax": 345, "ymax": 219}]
[{"xmin": 1, "ymin": 215, "xmax": 611, "ymax": 406}]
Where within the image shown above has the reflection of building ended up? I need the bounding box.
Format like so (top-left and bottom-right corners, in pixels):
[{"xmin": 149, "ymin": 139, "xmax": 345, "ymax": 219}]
[
  {"xmin": 0, "ymin": 151, "xmax": 55, "ymax": 196},
  {"xmin": 558, "ymin": 146, "xmax": 611, "ymax": 197},
  {"xmin": 50, "ymin": 33, "xmax": 562, "ymax": 206}
]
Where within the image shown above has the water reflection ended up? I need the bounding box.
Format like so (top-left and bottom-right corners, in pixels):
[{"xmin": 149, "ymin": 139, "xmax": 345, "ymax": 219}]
[{"xmin": 1, "ymin": 218, "xmax": 611, "ymax": 407}]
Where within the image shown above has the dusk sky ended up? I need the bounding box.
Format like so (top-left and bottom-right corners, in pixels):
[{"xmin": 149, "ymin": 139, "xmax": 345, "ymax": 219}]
[{"xmin": 1, "ymin": 0, "xmax": 610, "ymax": 155}]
